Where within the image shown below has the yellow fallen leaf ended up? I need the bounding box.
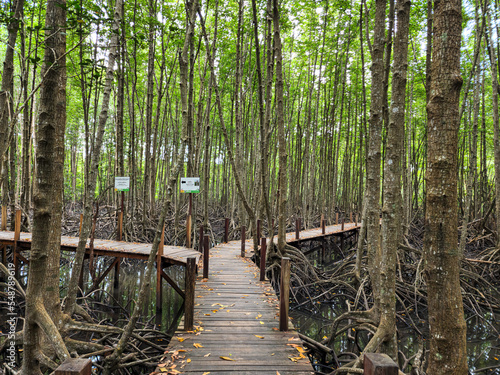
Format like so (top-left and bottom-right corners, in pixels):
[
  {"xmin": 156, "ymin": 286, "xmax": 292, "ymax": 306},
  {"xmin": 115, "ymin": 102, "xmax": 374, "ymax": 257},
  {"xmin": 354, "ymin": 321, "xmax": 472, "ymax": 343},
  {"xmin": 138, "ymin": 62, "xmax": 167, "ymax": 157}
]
[
  {"xmin": 296, "ymin": 346, "xmax": 305, "ymax": 353},
  {"xmin": 259, "ymin": 321, "xmax": 264, "ymax": 324},
  {"xmin": 177, "ymin": 337, "xmax": 185, "ymax": 342},
  {"xmin": 159, "ymin": 368, "xmax": 168, "ymax": 373},
  {"xmin": 277, "ymin": 372, "xmax": 281, "ymax": 375},
  {"xmin": 187, "ymin": 358, "xmax": 191, "ymax": 363},
  {"xmin": 256, "ymin": 314, "xmax": 262, "ymax": 319},
  {"xmin": 203, "ymin": 372, "xmax": 211, "ymax": 375},
  {"xmin": 220, "ymin": 356, "xmax": 235, "ymax": 361},
  {"xmin": 204, "ymin": 353, "xmax": 211, "ymax": 357},
  {"xmin": 193, "ymin": 343, "xmax": 203, "ymax": 348},
  {"xmin": 255, "ymin": 335, "xmax": 265, "ymax": 339},
  {"xmin": 170, "ymin": 370, "xmax": 181, "ymax": 374}
]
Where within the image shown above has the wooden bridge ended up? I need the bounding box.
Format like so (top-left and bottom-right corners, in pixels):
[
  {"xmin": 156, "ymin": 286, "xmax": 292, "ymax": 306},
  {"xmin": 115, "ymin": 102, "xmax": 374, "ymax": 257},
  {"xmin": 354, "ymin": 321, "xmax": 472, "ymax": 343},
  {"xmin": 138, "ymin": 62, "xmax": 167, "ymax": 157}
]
[
  {"xmin": 156, "ymin": 219, "xmax": 361, "ymax": 374},
  {"xmin": 0, "ymin": 212, "xmax": 365, "ymax": 374}
]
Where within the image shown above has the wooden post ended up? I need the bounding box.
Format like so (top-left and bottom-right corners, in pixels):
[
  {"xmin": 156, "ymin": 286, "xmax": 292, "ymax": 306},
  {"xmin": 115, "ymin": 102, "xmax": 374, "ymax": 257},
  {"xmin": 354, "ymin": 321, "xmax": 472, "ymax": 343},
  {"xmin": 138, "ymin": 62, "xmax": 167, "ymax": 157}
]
[
  {"xmin": 295, "ymin": 218, "xmax": 300, "ymax": 240},
  {"xmin": 55, "ymin": 358, "xmax": 92, "ymax": 375},
  {"xmin": 199, "ymin": 225, "xmax": 204, "ymax": 253},
  {"xmin": 14, "ymin": 210, "xmax": 21, "ymax": 240},
  {"xmin": 203, "ymin": 235, "xmax": 209, "ymax": 279},
  {"xmin": 184, "ymin": 257, "xmax": 196, "ymax": 331},
  {"xmin": 349, "ymin": 212, "xmax": 353, "ymax": 222},
  {"xmin": 118, "ymin": 191, "xmax": 124, "ymax": 241},
  {"xmin": 113, "ymin": 258, "xmax": 120, "ymax": 303},
  {"xmin": 279, "ymin": 257, "xmax": 291, "ymax": 331},
  {"xmin": 364, "ymin": 353, "xmax": 399, "ymax": 375},
  {"xmin": 260, "ymin": 237, "xmax": 267, "ymax": 282},
  {"xmin": 335, "ymin": 212, "xmax": 339, "ymax": 225},
  {"xmin": 13, "ymin": 210, "xmax": 21, "ymax": 276},
  {"xmin": 224, "ymin": 218, "xmax": 229, "ymax": 243},
  {"xmin": 256, "ymin": 219, "xmax": 261, "ymax": 240},
  {"xmin": 341, "ymin": 216, "xmax": 345, "ymax": 231},
  {"xmin": 1, "ymin": 205, "xmax": 6, "ymax": 230},
  {"xmin": 156, "ymin": 225, "xmax": 165, "ymax": 319},
  {"xmin": 241, "ymin": 225, "xmax": 246, "ymax": 257},
  {"xmin": 186, "ymin": 193, "xmax": 193, "ymax": 248},
  {"xmin": 321, "ymin": 214, "xmax": 326, "ymax": 235}
]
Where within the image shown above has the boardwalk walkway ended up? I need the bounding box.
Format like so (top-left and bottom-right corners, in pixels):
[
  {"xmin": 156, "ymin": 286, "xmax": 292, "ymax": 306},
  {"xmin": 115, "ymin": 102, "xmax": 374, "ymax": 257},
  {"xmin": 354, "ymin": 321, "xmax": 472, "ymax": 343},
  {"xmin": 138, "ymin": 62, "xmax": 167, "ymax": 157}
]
[
  {"xmin": 160, "ymin": 240, "xmax": 314, "ymax": 374},
  {"xmin": 0, "ymin": 231, "xmax": 201, "ymax": 266},
  {"xmin": 158, "ymin": 222, "xmax": 360, "ymax": 374}
]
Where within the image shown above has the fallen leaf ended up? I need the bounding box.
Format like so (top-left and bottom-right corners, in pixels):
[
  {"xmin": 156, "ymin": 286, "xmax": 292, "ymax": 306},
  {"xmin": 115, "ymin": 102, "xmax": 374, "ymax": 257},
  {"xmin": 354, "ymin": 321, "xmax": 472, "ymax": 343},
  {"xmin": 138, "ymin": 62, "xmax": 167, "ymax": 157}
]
[
  {"xmin": 255, "ymin": 335, "xmax": 265, "ymax": 339},
  {"xmin": 202, "ymin": 372, "xmax": 211, "ymax": 375},
  {"xmin": 177, "ymin": 337, "xmax": 185, "ymax": 342},
  {"xmin": 204, "ymin": 353, "xmax": 211, "ymax": 357},
  {"xmin": 193, "ymin": 343, "xmax": 203, "ymax": 348},
  {"xmin": 259, "ymin": 321, "xmax": 265, "ymax": 325},
  {"xmin": 220, "ymin": 356, "xmax": 236, "ymax": 361}
]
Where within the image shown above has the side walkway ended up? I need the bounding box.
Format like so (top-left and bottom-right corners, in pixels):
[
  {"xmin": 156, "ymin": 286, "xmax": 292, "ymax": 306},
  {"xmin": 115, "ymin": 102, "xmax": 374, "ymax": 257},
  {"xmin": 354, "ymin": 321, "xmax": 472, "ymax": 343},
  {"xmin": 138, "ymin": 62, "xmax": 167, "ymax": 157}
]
[{"xmin": 157, "ymin": 239, "xmax": 314, "ymax": 374}]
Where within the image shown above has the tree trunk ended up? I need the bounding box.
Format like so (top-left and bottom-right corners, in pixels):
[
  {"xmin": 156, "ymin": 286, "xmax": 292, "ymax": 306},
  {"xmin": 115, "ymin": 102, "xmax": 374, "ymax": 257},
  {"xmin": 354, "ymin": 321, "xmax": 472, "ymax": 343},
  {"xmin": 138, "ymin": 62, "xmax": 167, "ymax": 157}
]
[
  {"xmin": 21, "ymin": 0, "xmax": 70, "ymax": 372},
  {"xmin": 65, "ymin": 0, "xmax": 124, "ymax": 316},
  {"xmin": 423, "ymin": 0, "xmax": 468, "ymax": 372}
]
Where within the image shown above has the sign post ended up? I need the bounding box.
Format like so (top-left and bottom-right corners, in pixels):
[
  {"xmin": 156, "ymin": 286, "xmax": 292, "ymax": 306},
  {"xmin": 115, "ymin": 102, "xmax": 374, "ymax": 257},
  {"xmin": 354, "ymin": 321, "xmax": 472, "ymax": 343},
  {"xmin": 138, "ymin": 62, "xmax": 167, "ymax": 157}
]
[
  {"xmin": 180, "ymin": 178, "xmax": 200, "ymax": 248},
  {"xmin": 115, "ymin": 177, "xmax": 130, "ymax": 241}
]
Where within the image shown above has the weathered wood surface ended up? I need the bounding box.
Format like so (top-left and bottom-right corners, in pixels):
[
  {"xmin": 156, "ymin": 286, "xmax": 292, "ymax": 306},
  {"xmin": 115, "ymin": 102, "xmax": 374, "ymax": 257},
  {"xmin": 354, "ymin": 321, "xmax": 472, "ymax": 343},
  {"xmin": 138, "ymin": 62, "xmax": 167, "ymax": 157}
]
[
  {"xmin": 155, "ymin": 222, "xmax": 360, "ymax": 373},
  {"xmin": 157, "ymin": 239, "xmax": 314, "ymax": 374},
  {"xmin": 0, "ymin": 231, "xmax": 201, "ymax": 266}
]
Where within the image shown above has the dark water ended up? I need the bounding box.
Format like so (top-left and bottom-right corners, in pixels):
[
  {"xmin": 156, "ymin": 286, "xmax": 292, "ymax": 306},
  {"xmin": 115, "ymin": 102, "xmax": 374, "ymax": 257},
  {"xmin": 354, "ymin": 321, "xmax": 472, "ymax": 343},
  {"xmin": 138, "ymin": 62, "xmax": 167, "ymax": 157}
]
[{"xmin": 288, "ymin": 243, "xmax": 500, "ymax": 374}]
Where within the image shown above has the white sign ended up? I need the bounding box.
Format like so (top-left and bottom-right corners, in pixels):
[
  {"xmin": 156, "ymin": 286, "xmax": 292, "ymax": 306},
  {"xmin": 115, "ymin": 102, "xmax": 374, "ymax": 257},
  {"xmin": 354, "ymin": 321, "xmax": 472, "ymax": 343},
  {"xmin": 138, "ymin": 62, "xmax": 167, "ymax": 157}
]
[
  {"xmin": 115, "ymin": 177, "xmax": 130, "ymax": 192},
  {"xmin": 180, "ymin": 177, "xmax": 200, "ymax": 193}
]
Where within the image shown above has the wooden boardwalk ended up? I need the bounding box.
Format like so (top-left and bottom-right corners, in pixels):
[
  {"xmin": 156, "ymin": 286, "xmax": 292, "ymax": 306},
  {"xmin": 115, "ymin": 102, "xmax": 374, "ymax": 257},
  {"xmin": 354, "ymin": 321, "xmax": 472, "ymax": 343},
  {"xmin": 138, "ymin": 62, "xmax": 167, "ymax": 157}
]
[
  {"xmin": 158, "ymin": 222, "xmax": 360, "ymax": 374},
  {"xmin": 0, "ymin": 231, "xmax": 201, "ymax": 266},
  {"xmin": 159, "ymin": 240, "xmax": 314, "ymax": 374}
]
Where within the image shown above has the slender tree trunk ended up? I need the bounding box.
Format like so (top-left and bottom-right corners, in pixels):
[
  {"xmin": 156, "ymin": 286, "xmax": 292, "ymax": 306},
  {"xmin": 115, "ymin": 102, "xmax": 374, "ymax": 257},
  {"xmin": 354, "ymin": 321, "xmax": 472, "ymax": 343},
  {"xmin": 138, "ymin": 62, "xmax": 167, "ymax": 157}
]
[
  {"xmin": 377, "ymin": 0, "xmax": 411, "ymax": 357},
  {"xmin": 0, "ymin": 0, "xmax": 24, "ymax": 183},
  {"xmin": 65, "ymin": 0, "xmax": 124, "ymax": 315}
]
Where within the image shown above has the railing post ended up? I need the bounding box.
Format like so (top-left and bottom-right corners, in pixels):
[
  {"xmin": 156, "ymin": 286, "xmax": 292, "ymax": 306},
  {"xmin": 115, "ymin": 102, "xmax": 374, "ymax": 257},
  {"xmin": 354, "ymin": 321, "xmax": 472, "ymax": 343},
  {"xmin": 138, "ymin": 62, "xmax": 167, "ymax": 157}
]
[
  {"xmin": 350, "ymin": 212, "xmax": 353, "ymax": 223},
  {"xmin": 156, "ymin": 225, "xmax": 165, "ymax": 318},
  {"xmin": 241, "ymin": 226, "xmax": 246, "ymax": 257},
  {"xmin": 364, "ymin": 353, "xmax": 399, "ymax": 375},
  {"xmin": 279, "ymin": 257, "xmax": 291, "ymax": 331},
  {"xmin": 335, "ymin": 212, "xmax": 339, "ymax": 225},
  {"xmin": 203, "ymin": 235, "xmax": 209, "ymax": 279},
  {"xmin": 55, "ymin": 358, "xmax": 92, "ymax": 375},
  {"xmin": 260, "ymin": 237, "xmax": 267, "ymax": 282},
  {"xmin": 224, "ymin": 218, "xmax": 229, "ymax": 243},
  {"xmin": 341, "ymin": 216, "xmax": 345, "ymax": 231},
  {"xmin": 13, "ymin": 210, "xmax": 21, "ymax": 277},
  {"xmin": 199, "ymin": 225, "xmax": 204, "ymax": 253},
  {"xmin": 1, "ymin": 205, "xmax": 6, "ymax": 230},
  {"xmin": 321, "ymin": 214, "xmax": 326, "ymax": 235},
  {"xmin": 184, "ymin": 257, "xmax": 196, "ymax": 331},
  {"xmin": 295, "ymin": 218, "xmax": 300, "ymax": 240}
]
